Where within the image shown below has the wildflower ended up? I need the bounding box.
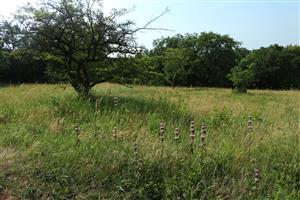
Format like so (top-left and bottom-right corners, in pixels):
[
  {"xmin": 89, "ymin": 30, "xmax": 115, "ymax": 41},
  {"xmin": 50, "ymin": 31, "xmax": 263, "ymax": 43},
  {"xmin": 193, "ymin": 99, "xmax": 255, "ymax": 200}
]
[
  {"xmin": 200, "ymin": 123, "xmax": 206, "ymax": 147},
  {"xmin": 190, "ymin": 121, "xmax": 195, "ymax": 144},
  {"xmin": 112, "ymin": 127, "xmax": 117, "ymax": 140},
  {"xmin": 174, "ymin": 128, "xmax": 180, "ymax": 140},
  {"xmin": 248, "ymin": 115, "xmax": 253, "ymax": 130},
  {"xmin": 254, "ymin": 168, "xmax": 260, "ymax": 183},
  {"xmin": 75, "ymin": 123, "xmax": 81, "ymax": 136},
  {"xmin": 113, "ymin": 96, "xmax": 118, "ymax": 107},
  {"xmin": 160, "ymin": 122, "xmax": 165, "ymax": 142},
  {"xmin": 190, "ymin": 121, "xmax": 195, "ymax": 153},
  {"xmin": 174, "ymin": 127, "xmax": 180, "ymax": 156}
]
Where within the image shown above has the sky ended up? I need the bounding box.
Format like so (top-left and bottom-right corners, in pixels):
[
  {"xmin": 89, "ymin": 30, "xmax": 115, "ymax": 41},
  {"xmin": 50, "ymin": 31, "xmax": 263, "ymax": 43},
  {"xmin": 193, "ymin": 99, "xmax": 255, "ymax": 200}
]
[{"xmin": 0, "ymin": 0, "xmax": 299, "ymax": 50}]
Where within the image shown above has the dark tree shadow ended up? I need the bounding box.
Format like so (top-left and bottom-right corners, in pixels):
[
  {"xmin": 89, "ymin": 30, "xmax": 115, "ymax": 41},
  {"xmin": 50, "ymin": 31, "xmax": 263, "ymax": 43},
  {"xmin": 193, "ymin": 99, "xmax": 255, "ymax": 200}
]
[{"xmin": 50, "ymin": 94, "xmax": 194, "ymax": 125}]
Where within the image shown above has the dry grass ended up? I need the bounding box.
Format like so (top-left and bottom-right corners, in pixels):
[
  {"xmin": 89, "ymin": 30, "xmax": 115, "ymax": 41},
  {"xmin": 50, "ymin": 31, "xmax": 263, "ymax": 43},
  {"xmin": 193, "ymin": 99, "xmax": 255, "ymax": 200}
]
[{"xmin": 0, "ymin": 83, "xmax": 299, "ymax": 199}]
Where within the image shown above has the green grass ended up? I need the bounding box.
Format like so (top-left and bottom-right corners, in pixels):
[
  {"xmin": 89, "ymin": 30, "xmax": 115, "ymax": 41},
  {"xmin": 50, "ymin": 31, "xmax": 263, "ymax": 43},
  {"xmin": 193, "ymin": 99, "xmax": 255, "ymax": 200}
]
[{"xmin": 0, "ymin": 83, "xmax": 299, "ymax": 199}]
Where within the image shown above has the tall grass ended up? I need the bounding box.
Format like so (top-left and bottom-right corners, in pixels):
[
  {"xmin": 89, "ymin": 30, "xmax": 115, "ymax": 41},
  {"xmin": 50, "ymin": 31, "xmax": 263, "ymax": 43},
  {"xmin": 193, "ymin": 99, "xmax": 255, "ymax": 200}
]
[{"xmin": 0, "ymin": 84, "xmax": 299, "ymax": 199}]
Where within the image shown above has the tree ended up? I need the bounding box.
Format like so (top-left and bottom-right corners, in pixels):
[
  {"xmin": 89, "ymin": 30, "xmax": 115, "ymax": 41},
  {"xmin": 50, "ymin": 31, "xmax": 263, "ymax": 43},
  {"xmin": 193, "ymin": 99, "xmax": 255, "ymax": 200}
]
[
  {"xmin": 151, "ymin": 34, "xmax": 185, "ymax": 56},
  {"xmin": 227, "ymin": 59, "xmax": 254, "ymax": 93},
  {"xmin": 131, "ymin": 55, "xmax": 165, "ymax": 85},
  {"xmin": 188, "ymin": 32, "xmax": 240, "ymax": 87},
  {"xmin": 16, "ymin": 0, "xmax": 166, "ymax": 96},
  {"xmin": 150, "ymin": 32, "xmax": 241, "ymax": 87},
  {"xmin": 0, "ymin": 20, "xmax": 29, "ymax": 51},
  {"xmin": 0, "ymin": 20, "xmax": 47, "ymax": 83},
  {"xmin": 280, "ymin": 46, "xmax": 300, "ymax": 88},
  {"xmin": 228, "ymin": 44, "xmax": 300, "ymax": 92},
  {"xmin": 163, "ymin": 48, "xmax": 188, "ymax": 88},
  {"xmin": 0, "ymin": 50, "xmax": 8, "ymax": 82}
]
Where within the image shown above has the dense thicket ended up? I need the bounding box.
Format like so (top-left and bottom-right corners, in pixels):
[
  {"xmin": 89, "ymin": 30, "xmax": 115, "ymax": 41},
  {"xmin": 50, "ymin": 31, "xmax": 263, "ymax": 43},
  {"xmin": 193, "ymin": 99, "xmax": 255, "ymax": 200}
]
[
  {"xmin": 122, "ymin": 33, "xmax": 299, "ymax": 90},
  {"xmin": 0, "ymin": 2, "xmax": 299, "ymax": 91},
  {"xmin": 229, "ymin": 44, "xmax": 300, "ymax": 92},
  {"xmin": 142, "ymin": 32, "xmax": 244, "ymax": 87}
]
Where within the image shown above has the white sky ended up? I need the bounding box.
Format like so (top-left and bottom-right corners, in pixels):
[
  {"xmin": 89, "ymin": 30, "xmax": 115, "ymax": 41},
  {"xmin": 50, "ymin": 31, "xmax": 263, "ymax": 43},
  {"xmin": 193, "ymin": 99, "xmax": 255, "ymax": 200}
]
[
  {"xmin": 0, "ymin": 0, "xmax": 127, "ymax": 18},
  {"xmin": 0, "ymin": 0, "xmax": 32, "ymax": 17}
]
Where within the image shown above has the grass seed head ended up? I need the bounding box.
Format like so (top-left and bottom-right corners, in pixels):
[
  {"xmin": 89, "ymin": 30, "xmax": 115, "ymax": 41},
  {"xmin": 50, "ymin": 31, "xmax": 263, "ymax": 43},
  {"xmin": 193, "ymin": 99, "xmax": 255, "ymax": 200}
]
[{"xmin": 200, "ymin": 123, "xmax": 206, "ymax": 147}]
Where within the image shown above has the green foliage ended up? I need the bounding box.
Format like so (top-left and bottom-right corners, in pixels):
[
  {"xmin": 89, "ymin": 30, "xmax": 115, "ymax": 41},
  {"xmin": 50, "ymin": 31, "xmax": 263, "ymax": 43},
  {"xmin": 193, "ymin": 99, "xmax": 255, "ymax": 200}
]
[
  {"xmin": 163, "ymin": 48, "xmax": 189, "ymax": 87},
  {"xmin": 0, "ymin": 50, "xmax": 8, "ymax": 82},
  {"xmin": 0, "ymin": 48, "xmax": 47, "ymax": 83},
  {"xmin": 188, "ymin": 32, "xmax": 240, "ymax": 87},
  {"xmin": 149, "ymin": 32, "xmax": 242, "ymax": 87},
  {"xmin": 228, "ymin": 59, "xmax": 254, "ymax": 93},
  {"xmin": 0, "ymin": 20, "xmax": 30, "ymax": 51},
  {"xmin": 0, "ymin": 6, "xmax": 299, "ymax": 90},
  {"xmin": 112, "ymin": 56, "xmax": 165, "ymax": 86},
  {"xmin": 13, "ymin": 0, "xmax": 146, "ymax": 96},
  {"xmin": 228, "ymin": 44, "xmax": 300, "ymax": 92},
  {"xmin": 133, "ymin": 56, "xmax": 166, "ymax": 86},
  {"xmin": 0, "ymin": 20, "xmax": 47, "ymax": 83}
]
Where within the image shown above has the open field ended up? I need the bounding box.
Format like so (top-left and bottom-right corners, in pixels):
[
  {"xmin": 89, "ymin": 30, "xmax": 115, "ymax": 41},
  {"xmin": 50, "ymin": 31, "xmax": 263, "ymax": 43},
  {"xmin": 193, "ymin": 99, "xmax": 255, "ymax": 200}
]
[{"xmin": 0, "ymin": 84, "xmax": 299, "ymax": 199}]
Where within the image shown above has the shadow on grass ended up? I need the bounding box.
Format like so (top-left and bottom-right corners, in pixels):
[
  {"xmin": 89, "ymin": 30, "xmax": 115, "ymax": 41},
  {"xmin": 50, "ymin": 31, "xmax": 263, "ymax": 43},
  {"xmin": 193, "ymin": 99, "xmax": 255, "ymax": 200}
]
[
  {"xmin": 0, "ymin": 83, "xmax": 35, "ymax": 88},
  {"xmin": 50, "ymin": 94, "xmax": 194, "ymax": 124}
]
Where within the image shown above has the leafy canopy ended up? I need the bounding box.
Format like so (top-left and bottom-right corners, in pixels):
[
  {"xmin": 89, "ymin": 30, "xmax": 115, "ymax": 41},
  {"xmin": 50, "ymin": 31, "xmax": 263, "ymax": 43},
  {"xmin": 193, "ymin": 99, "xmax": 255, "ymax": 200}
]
[{"xmin": 16, "ymin": 0, "xmax": 159, "ymax": 96}]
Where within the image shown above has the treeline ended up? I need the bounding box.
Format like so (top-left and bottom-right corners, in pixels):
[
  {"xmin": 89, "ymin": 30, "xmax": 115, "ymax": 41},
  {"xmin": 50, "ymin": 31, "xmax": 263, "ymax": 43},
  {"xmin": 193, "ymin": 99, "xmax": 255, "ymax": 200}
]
[
  {"xmin": 1, "ymin": 20, "xmax": 299, "ymax": 91},
  {"xmin": 124, "ymin": 32, "xmax": 248, "ymax": 88},
  {"xmin": 123, "ymin": 32, "xmax": 300, "ymax": 91}
]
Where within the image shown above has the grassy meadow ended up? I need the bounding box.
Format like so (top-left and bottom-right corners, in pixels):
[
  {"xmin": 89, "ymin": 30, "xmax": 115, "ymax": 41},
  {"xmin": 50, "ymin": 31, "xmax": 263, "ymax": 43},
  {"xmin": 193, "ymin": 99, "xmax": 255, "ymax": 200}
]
[{"xmin": 0, "ymin": 83, "xmax": 299, "ymax": 199}]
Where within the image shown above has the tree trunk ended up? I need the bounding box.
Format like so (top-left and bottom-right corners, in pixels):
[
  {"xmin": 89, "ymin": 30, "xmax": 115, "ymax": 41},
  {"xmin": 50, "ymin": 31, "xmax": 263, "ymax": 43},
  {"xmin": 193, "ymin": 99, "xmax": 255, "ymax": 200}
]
[
  {"xmin": 69, "ymin": 61, "xmax": 92, "ymax": 98},
  {"xmin": 236, "ymin": 86, "xmax": 247, "ymax": 93},
  {"xmin": 72, "ymin": 82, "xmax": 92, "ymax": 98}
]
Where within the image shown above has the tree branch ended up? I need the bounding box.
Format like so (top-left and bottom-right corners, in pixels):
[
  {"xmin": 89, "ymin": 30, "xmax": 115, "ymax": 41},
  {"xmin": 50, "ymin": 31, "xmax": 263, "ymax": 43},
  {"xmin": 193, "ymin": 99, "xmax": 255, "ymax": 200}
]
[{"xmin": 130, "ymin": 7, "xmax": 173, "ymax": 34}]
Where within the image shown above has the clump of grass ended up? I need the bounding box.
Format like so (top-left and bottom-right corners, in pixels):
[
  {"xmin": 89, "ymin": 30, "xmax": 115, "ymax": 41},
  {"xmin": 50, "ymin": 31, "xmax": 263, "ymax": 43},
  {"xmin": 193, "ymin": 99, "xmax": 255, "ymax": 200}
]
[
  {"xmin": 159, "ymin": 122, "xmax": 165, "ymax": 158},
  {"xmin": 133, "ymin": 142, "xmax": 142, "ymax": 178},
  {"xmin": 74, "ymin": 123, "xmax": 81, "ymax": 146}
]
